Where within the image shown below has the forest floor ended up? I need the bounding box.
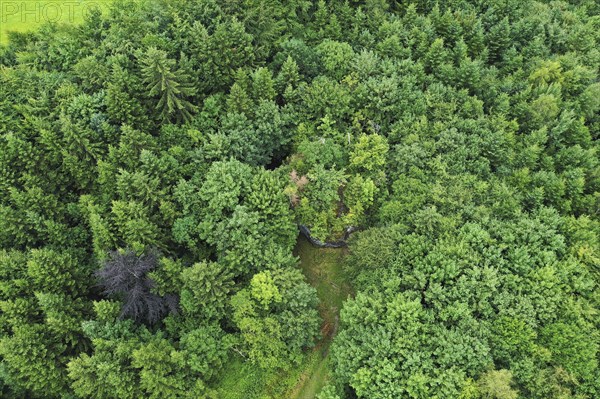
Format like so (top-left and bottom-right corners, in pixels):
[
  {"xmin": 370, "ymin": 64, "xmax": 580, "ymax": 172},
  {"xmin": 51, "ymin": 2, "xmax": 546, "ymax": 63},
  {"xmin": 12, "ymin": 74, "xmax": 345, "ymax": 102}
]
[
  {"xmin": 287, "ymin": 236, "xmax": 351, "ymax": 398},
  {"xmin": 0, "ymin": 1, "xmax": 113, "ymax": 44},
  {"xmin": 217, "ymin": 235, "xmax": 351, "ymax": 399}
]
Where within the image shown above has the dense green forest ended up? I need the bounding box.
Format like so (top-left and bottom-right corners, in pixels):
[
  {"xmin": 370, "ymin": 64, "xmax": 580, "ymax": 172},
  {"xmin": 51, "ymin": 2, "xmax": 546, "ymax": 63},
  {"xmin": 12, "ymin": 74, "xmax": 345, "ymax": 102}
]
[{"xmin": 0, "ymin": 0, "xmax": 599, "ymax": 398}]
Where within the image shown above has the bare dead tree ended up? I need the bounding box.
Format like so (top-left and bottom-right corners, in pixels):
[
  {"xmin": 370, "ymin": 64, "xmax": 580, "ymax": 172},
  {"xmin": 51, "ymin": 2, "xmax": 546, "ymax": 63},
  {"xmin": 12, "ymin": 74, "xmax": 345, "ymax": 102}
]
[{"xmin": 96, "ymin": 249, "xmax": 178, "ymax": 325}]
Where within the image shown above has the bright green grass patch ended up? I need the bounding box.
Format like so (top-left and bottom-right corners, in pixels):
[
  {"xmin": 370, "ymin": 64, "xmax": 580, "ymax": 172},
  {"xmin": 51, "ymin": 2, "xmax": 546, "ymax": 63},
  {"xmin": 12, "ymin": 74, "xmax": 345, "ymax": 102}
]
[
  {"xmin": 288, "ymin": 236, "xmax": 351, "ymax": 399},
  {"xmin": 0, "ymin": 0, "xmax": 112, "ymax": 44},
  {"xmin": 293, "ymin": 235, "xmax": 352, "ymax": 332},
  {"xmin": 216, "ymin": 352, "xmax": 325, "ymax": 399},
  {"xmin": 289, "ymin": 354, "xmax": 332, "ymax": 399}
]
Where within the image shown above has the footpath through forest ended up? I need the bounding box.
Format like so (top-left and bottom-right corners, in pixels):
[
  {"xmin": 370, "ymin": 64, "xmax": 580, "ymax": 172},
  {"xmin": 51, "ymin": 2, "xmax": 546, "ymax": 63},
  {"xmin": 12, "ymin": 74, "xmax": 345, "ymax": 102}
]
[{"xmin": 288, "ymin": 236, "xmax": 352, "ymax": 398}]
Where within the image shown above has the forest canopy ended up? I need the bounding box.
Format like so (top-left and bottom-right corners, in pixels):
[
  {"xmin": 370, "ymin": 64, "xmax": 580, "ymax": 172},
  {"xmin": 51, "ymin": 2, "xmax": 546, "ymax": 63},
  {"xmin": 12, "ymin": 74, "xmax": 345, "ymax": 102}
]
[{"xmin": 0, "ymin": 0, "xmax": 599, "ymax": 398}]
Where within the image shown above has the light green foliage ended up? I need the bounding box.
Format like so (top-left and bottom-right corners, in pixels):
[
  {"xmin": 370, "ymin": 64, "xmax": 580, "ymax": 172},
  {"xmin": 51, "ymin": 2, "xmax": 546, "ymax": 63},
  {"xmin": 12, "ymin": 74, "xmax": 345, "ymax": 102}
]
[
  {"xmin": 294, "ymin": 165, "xmax": 347, "ymax": 241},
  {"xmin": 131, "ymin": 336, "xmax": 209, "ymax": 398},
  {"xmin": 299, "ymin": 76, "xmax": 352, "ymax": 124},
  {"xmin": 231, "ymin": 268, "xmax": 320, "ymax": 370},
  {"xmin": 68, "ymin": 341, "xmax": 142, "ymax": 399},
  {"xmin": 0, "ymin": 324, "xmax": 71, "ymax": 397},
  {"xmin": 231, "ymin": 287, "xmax": 288, "ymax": 370},
  {"xmin": 250, "ymin": 271, "xmax": 283, "ymax": 309},
  {"xmin": 316, "ymin": 385, "xmax": 341, "ymax": 399},
  {"xmin": 110, "ymin": 200, "xmax": 161, "ymax": 253},
  {"xmin": 294, "ymin": 139, "xmax": 347, "ymax": 174},
  {"xmin": 425, "ymin": 38, "xmax": 449, "ymax": 74},
  {"xmin": 227, "ymin": 82, "xmax": 253, "ymax": 115},
  {"xmin": 349, "ymin": 134, "xmax": 389, "ymax": 175},
  {"xmin": 277, "ymin": 55, "xmax": 301, "ymax": 93},
  {"xmin": 477, "ymin": 369, "xmax": 519, "ymax": 399},
  {"xmin": 343, "ymin": 175, "xmax": 376, "ymax": 226},
  {"xmin": 292, "ymin": 136, "xmax": 383, "ymax": 239},
  {"xmin": 179, "ymin": 324, "xmax": 232, "ymax": 380},
  {"xmin": 349, "ymin": 134, "xmax": 389, "ymax": 190},
  {"xmin": 252, "ymin": 67, "xmax": 276, "ymax": 101}
]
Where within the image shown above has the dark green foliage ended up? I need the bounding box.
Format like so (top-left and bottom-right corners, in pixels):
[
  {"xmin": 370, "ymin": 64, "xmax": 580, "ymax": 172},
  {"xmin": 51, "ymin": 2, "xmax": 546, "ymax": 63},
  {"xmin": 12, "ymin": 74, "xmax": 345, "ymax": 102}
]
[
  {"xmin": 0, "ymin": 0, "xmax": 599, "ymax": 398},
  {"xmin": 338, "ymin": 211, "xmax": 600, "ymax": 397},
  {"xmin": 0, "ymin": 249, "xmax": 92, "ymax": 397},
  {"xmin": 139, "ymin": 47, "xmax": 197, "ymax": 123},
  {"xmin": 174, "ymin": 159, "xmax": 297, "ymax": 275},
  {"xmin": 179, "ymin": 261, "xmax": 234, "ymax": 320}
]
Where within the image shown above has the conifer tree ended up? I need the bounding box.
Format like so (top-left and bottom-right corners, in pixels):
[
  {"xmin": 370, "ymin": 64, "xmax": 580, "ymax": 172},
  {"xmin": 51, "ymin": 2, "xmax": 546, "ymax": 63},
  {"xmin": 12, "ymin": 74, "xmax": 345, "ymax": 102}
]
[{"xmin": 140, "ymin": 47, "xmax": 197, "ymax": 123}]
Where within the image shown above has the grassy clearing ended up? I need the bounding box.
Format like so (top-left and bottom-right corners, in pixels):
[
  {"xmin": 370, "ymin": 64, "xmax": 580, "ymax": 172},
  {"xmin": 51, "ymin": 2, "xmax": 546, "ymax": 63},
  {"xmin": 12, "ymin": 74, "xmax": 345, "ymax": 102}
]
[
  {"xmin": 288, "ymin": 354, "xmax": 332, "ymax": 399},
  {"xmin": 0, "ymin": 0, "xmax": 112, "ymax": 44},
  {"xmin": 293, "ymin": 236, "xmax": 351, "ymax": 337},
  {"xmin": 216, "ymin": 351, "xmax": 325, "ymax": 399},
  {"xmin": 216, "ymin": 236, "xmax": 351, "ymax": 399},
  {"xmin": 287, "ymin": 236, "xmax": 351, "ymax": 399}
]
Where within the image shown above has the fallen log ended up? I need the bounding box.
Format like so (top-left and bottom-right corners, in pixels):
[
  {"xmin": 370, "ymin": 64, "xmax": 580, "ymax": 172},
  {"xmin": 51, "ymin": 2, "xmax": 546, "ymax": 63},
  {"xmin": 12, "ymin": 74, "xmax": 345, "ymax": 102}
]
[{"xmin": 298, "ymin": 224, "xmax": 359, "ymax": 248}]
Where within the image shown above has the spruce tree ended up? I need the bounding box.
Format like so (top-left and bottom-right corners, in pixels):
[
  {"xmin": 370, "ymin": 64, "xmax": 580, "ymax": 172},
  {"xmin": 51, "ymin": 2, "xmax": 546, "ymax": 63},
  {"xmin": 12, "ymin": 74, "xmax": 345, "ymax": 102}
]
[{"xmin": 140, "ymin": 47, "xmax": 197, "ymax": 123}]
